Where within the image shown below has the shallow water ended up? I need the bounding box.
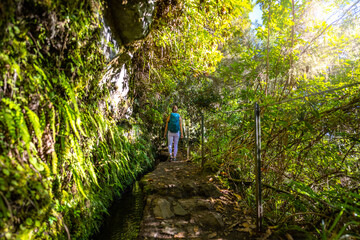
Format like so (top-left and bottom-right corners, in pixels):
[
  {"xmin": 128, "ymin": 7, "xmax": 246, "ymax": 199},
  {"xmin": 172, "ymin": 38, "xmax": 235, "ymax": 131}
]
[{"xmin": 92, "ymin": 181, "xmax": 144, "ymax": 240}]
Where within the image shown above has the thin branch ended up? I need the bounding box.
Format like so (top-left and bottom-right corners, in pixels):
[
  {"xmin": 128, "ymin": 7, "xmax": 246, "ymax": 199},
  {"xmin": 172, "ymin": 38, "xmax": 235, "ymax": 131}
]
[
  {"xmin": 223, "ymin": 81, "xmax": 360, "ymax": 113},
  {"xmin": 341, "ymin": 142, "xmax": 356, "ymax": 164},
  {"xmin": 0, "ymin": 192, "xmax": 13, "ymax": 224},
  {"xmin": 299, "ymin": 0, "xmax": 360, "ymax": 56}
]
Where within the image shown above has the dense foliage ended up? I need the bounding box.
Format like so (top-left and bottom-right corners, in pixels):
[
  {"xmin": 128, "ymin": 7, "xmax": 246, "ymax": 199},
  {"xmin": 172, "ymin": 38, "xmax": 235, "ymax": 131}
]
[
  {"xmin": 132, "ymin": 0, "xmax": 360, "ymax": 238},
  {"xmin": 0, "ymin": 1, "xmax": 154, "ymax": 239},
  {"xmin": 202, "ymin": 1, "xmax": 360, "ymax": 238},
  {"xmin": 130, "ymin": 0, "xmax": 252, "ymax": 131},
  {"xmin": 1, "ymin": 0, "xmax": 360, "ymax": 239}
]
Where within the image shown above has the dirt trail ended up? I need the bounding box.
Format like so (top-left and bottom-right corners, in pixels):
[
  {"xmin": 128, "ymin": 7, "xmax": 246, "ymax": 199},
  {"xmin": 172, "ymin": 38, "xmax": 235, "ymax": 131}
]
[{"xmin": 137, "ymin": 149, "xmax": 256, "ymax": 240}]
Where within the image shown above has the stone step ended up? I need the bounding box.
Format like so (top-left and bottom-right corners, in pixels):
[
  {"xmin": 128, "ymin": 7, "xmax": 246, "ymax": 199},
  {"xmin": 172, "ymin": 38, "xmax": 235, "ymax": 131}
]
[{"xmin": 138, "ymin": 160, "xmax": 253, "ymax": 240}]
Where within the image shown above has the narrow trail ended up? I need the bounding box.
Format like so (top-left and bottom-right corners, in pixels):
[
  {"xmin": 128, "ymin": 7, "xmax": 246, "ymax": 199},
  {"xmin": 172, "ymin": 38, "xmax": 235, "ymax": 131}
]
[{"xmin": 137, "ymin": 149, "xmax": 257, "ymax": 240}]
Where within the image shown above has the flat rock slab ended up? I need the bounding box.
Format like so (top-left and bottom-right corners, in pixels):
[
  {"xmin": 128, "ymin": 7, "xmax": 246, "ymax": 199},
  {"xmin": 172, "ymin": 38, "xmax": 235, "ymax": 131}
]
[{"xmin": 138, "ymin": 160, "xmax": 254, "ymax": 240}]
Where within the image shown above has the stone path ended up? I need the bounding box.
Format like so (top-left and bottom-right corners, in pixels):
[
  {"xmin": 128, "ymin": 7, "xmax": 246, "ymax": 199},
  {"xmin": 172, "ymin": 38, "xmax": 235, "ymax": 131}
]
[{"xmin": 137, "ymin": 151, "xmax": 256, "ymax": 240}]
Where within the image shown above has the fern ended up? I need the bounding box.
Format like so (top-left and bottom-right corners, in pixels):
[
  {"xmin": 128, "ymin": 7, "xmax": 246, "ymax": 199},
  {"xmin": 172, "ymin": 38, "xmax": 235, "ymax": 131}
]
[
  {"xmin": 40, "ymin": 111, "xmax": 46, "ymax": 132},
  {"xmin": 86, "ymin": 160, "xmax": 100, "ymax": 188},
  {"xmin": 17, "ymin": 111, "xmax": 31, "ymax": 149},
  {"xmin": 63, "ymin": 109, "xmax": 70, "ymax": 136},
  {"xmin": 1, "ymin": 109, "xmax": 16, "ymax": 139},
  {"xmin": 50, "ymin": 107, "xmax": 58, "ymax": 175},
  {"xmin": 59, "ymin": 73, "xmax": 79, "ymax": 112},
  {"xmin": 108, "ymin": 126, "xmax": 115, "ymax": 144},
  {"xmin": 25, "ymin": 107, "xmax": 43, "ymax": 148},
  {"xmin": 2, "ymin": 99, "xmax": 31, "ymax": 151},
  {"xmin": 76, "ymin": 116, "xmax": 87, "ymax": 137},
  {"xmin": 51, "ymin": 107, "xmax": 56, "ymax": 142},
  {"xmin": 70, "ymin": 135, "xmax": 86, "ymax": 180},
  {"xmin": 51, "ymin": 151, "xmax": 58, "ymax": 175},
  {"xmin": 87, "ymin": 112, "xmax": 102, "ymax": 140},
  {"xmin": 63, "ymin": 101, "xmax": 80, "ymax": 140},
  {"xmin": 72, "ymin": 168, "xmax": 87, "ymax": 198}
]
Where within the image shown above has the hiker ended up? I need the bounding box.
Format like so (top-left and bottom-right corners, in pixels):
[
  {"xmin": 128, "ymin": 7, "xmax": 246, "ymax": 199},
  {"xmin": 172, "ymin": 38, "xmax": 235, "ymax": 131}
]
[{"xmin": 164, "ymin": 105, "xmax": 184, "ymax": 161}]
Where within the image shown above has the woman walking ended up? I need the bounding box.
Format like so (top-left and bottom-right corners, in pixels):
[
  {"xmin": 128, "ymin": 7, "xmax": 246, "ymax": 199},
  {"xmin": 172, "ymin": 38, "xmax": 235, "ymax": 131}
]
[{"xmin": 164, "ymin": 105, "xmax": 184, "ymax": 161}]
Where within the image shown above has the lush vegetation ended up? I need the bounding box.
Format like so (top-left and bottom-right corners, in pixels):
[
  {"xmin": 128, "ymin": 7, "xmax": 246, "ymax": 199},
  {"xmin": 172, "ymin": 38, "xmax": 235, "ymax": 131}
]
[
  {"xmin": 0, "ymin": 1, "xmax": 154, "ymax": 239},
  {"xmin": 1, "ymin": 0, "xmax": 359, "ymax": 239},
  {"xmin": 132, "ymin": 0, "xmax": 360, "ymax": 238}
]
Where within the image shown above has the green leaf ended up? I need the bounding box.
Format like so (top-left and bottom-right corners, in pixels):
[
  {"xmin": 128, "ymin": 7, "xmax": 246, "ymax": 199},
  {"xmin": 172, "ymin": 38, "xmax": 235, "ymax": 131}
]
[
  {"xmin": 2, "ymin": 169, "xmax": 10, "ymax": 176},
  {"xmin": 29, "ymin": 156, "xmax": 44, "ymax": 172},
  {"xmin": 33, "ymin": 64, "xmax": 47, "ymax": 80},
  {"xmin": 25, "ymin": 218, "xmax": 33, "ymax": 226}
]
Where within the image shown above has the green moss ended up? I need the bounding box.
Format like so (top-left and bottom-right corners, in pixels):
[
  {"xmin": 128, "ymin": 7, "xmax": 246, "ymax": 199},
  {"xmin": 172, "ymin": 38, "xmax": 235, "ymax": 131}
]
[{"xmin": 0, "ymin": 0, "xmax": 155, "ymax": 239}]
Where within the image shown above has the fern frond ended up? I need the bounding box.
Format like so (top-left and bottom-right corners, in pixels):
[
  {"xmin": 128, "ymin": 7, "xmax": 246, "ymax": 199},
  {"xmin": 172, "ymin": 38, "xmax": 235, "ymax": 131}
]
[
  {"xmin": 40, "ymin": 111, "xmax": 46, "ymax": 132},
  {"xmin": 2, "ymin": 109, "xmax": 16, "ymax": 139},
  {"xmin": 51, "ymin": 151, "xmax": 58, "ymax": 175},
  {"xmin": 87, "ymin": 112, "xmax": 101, "ymax": 139},
  {"xmin": 50, "ymin": 106, "xmax": 56, "ymax": 143},
  {"xmin": 76, "ymin": 116, "xmax": 87, "ymax": 137},
  {"xmin": 63, "ymin": 101, "xmax": 80, "ymax": 140},
  {"xmin": 17, "ymin": 110, "xmax": 31, "ymax": 149},
  {"xmin": 86, "ymin": 160, "xmax": 101, "ymax": 189},
  {"xmin": 70, "ymin": 135, "xmax": 86, "ymax": 180},
  {"xmin": 108, "ymin": 126, "xmax": 115, "ymax": 144},
  {"xmin": 72, "ymin": 169, "xmax": 87, "ymax": 198},
  {"xmin": 59, "ymin": 73, "xmax": 79, "ymax": 112},
  {"xmin": 25, "ymin": 107, "xmax": 43, "ymax": 148},
  {"xmin": 2, "ymin": 99, "xmax": 31, "ymax": 150}
]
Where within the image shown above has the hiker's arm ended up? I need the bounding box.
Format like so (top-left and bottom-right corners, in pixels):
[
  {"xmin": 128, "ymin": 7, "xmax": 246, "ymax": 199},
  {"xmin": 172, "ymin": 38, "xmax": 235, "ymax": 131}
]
[
  {"xmin": 180, "ymin": 117, "xmax": 184, "ymax": 138},
  {"xmin": 164, "ymin": 116, "xmax": 170, "ymax": 138}
]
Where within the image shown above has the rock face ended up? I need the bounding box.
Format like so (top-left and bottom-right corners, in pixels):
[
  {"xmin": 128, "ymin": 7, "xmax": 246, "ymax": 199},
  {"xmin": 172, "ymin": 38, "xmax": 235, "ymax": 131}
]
[
  {"xmin": 138, "ymin": 160, "xmax": 253, "ymax": 240},
  {"xmin": 104, "ymin": 0, "xmax": 155, "ymax": 45}
]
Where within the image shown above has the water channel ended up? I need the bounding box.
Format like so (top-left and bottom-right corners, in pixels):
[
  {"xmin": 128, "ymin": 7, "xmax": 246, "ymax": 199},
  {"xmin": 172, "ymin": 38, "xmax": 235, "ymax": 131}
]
[{"xmin": 91, "ymin": 181, "xmax": 144, "ymax": 240}]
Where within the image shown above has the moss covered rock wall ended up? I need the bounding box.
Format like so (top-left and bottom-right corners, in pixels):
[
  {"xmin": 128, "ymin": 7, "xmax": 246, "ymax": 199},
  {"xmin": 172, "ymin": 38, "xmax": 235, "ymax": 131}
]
[{"xmin": 0, "ymin": 0, "xmax": 156, "ymax": 239}]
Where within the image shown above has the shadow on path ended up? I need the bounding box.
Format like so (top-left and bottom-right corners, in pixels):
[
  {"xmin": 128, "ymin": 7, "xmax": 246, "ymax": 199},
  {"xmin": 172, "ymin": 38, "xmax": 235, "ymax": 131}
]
[{"xmin": 138, "ymin": 149, "xmax": 255, "ymax": 240}]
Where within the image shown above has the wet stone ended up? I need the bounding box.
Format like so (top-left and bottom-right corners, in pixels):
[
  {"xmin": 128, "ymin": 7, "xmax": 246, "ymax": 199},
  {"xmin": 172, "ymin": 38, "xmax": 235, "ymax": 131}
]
[
  {"xmin": 192, "ymin": 211, "xmax": 224, "ymax": 229},
  {"xmin": 153, "ymin": 198, "xmax": 174, "ymax": 219},
  {"xmin": 173, "ymin": 202, "xmax": 188, "ymax": 216},
  {"xmin": 178, "ymin": 197, "xmax": 212, "ymax": 211}
]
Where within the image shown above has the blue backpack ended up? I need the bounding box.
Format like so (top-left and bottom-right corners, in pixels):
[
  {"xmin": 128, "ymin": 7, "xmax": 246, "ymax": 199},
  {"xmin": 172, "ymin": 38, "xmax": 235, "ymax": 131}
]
[{"xmin": 168, "ymin": 113, "xmax": 180, "ymax": 133}]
